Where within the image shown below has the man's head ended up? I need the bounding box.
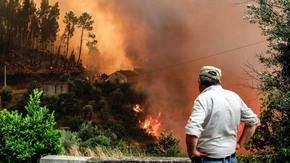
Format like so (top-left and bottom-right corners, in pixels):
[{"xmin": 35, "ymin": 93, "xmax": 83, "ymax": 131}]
[{"xmin": 198, "ymin": 66, "xmax": 222, "ymax": 92}]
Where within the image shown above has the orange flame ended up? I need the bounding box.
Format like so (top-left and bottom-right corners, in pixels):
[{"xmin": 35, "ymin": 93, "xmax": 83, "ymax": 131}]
[
  {"xmin": 141, "ymin": 112, "xmax": 161, "ymax": 137},
  {"xmin": 133, "ymin": 104, "xmax": 143, "ymax": 113}
]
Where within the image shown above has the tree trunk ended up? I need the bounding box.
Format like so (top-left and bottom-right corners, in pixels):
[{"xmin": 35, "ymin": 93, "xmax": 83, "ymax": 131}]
[
  {"xmin": 66, "ymin": 32, "xmax": 69, "ymax": 57},
  {"xmin": 77, "ymin": 28, "xmax": 84, "ymax": 64}
]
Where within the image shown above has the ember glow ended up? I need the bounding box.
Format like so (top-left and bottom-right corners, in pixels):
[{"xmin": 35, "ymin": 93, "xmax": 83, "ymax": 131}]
[
  {"xmin": 141, "ymin": 113, "xmax": 162, "ymax": 137},
  {"xmin": 133, "ymin": 104, "xmax": 143, "ymax": 113}
]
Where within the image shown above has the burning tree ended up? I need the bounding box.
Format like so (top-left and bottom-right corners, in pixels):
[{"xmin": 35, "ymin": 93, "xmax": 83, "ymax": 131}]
[
  {"xmin": 247, "ymin": 0, "xmax": 290, "ymax": 160},
  {"xmin": 141, "ymin": 113, "xmax": 162, "ymax": 137}
]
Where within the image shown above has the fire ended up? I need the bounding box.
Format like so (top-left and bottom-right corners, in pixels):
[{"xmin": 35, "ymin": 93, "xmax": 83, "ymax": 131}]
[
  {"xmin": 133, "ymin": 104, "xmax": 143, "ymax": 113},
  {"xmin": 141, "ymin": 113, "xmax": 162, "ymax": 137}
]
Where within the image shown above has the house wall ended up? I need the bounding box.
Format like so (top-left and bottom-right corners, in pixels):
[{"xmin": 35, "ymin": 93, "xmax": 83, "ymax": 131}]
[
  {"xmin": 108, "ymin": 72, "xmax": 128, "ymax": 84},
  {"xmin": 43, "ymin": 83, "xmax": 69, "ymax": 96}
]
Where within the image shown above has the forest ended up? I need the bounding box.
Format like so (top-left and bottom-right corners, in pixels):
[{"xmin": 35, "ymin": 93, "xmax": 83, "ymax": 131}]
[{"xmin": 0, "ymin": 0, "xmax": 97, "ymax": 77}]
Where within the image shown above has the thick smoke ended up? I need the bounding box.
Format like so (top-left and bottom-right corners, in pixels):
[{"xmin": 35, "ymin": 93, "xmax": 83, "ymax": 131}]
[
  {"xmin": 44, "ymin": 0, "xmax": 265, "ymax": 151},
  {"xmin": 95, "ymin": 0, "xmax": 265, "ymax": 150}
]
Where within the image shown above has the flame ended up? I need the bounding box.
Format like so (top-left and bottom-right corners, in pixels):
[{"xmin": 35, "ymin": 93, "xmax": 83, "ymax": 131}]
[
  {"xmin": 133, "ymin": 104, "xmax": 143, "ymax": 113},
  {"xmin": 141, "ymin": 112, "xmax": 161, "ymax": 137}
]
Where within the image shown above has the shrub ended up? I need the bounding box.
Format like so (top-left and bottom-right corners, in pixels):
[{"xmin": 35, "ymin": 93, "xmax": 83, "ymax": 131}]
[
  {"xmin": 95, "ymin": 135, "xmax": 111, "ymax": 146},
  {"xmin": 0, "ymin": 89, "xmax": 63, "ymax": 162},
  {"xmin": 146, "ymin": 132, "xmax": 180, "ymax": 157},
  {"xmin": 77, "ymin": 123, "xmax": 125, "ymax": 149},
  {"xmin": 12, "ymin": 81, "xmax": 41, "ymax": 114},
  {"xmin": 59, "ymin": 130, "xmax": 80, "ymax": 152}
]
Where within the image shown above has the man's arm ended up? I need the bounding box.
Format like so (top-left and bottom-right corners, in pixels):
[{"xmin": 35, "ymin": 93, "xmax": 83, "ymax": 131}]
[
  {"xmin": 186, "ymin": 134, "xmax": 207, "ymax": 158},
  {"xmin": 185, "ymin": 97, "xmax": 207, "ymax": 158},
  {"xmin": 237, "ymin": 124, "xmax": 258, "ymax": 149},
  {"xmin": 238, "ymin": 98, "xmax": 260, "ymax": 149}
]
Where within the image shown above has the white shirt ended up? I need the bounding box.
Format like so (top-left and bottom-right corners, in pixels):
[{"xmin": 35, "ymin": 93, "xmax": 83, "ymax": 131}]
[{"xmin": 185, "ymin": 85, "xmax": 259, "ymax": 158}]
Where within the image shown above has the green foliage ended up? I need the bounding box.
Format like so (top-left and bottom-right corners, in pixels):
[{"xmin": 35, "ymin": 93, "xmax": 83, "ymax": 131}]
[
  {"xmin": 12, "ymin": 81, "xmax": 41, "ymax": 115},
  {"xmin": 59, "ymin": 130, "xmax": 80, "ymax": 151},
  {"xmin": 0, "ymin": 89, "xmax": 62, "ymax": 162},
  {"xmin": 0, "ymin": 0, "xmax": 60, "ymax": 52},
  {"xmin": 246, "ymin": 0, "xmax": 290, "ymax": 160},
  {"xmin": 146, "ymin": 132, "xmax": 180, "ymax": 157},
  {"xmin": 59, "ymin": 123, "xmax": 132, "ymax": 155},
  {"xmin": 77, "ymin": 12, "xmax": 94, "ymax": 63},
  {"xmin": 62, "ymin": 11, "xmax": 78, "ymax": 56},
  {"xmin": 238, "ymin": 148, "xmax": 290, "ymax": 163},
  {"xmin": 0, "ymin": 86, "xmax": 12, "ymax": 107},
  {"xmin": 78, "ymin": 123, "xmax": 118, "ymax": 148},
  {"xmin": 238, "ymin": 153, "xmax": 273, "ymax": 163},
  {"xmin": 45, "ymin": 79, "xmax": 152, "ymax": 144}
]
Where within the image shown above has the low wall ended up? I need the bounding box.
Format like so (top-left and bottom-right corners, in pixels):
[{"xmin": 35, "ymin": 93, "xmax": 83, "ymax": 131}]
[{"xmin": 40, "ymin": 155, "xmax": 191, "ymax": 163}]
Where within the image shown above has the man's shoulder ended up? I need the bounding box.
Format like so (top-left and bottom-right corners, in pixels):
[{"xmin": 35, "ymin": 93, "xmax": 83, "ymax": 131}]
[
  {"xmin": 222, "ymin": 88, "xmax": 239, "ymax": 95},
  {"xmin": 221, "ymin": 88, "xmax": 242, "ymax": 101},
  {"xmin": 199, "ymin": 87, "xmax": 240, "ymax": 99}
]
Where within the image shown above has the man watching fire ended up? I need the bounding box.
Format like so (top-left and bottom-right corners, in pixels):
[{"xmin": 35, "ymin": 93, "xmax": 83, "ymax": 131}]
[{"xmin": 185, "ymin": 66, "xmax": 259, "ymax": 163}]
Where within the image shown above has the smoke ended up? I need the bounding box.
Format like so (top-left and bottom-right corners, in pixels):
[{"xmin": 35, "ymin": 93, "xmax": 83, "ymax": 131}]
[
  {"xmin": 42, "ymin": 0, "xmax": 266, "ymax": 151},
  {"xmin": 93, "ymin": 0, "xmax": 265, "ymax": 151}
]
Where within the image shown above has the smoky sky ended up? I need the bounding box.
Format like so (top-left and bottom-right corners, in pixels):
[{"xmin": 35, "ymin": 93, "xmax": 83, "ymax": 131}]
[{"xmin": 44, "ymin": 0, "xmax": 266, "ymax": 151}]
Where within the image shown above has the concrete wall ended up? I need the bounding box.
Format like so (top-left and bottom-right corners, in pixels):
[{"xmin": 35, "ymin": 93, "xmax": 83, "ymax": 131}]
[
  {"xmin": 40, "ymin": 155, "xmax": 191, "ymax": 163},
  {"xmin": 40, "ymin": 155, "xmax": 93, "ymax": 163}
]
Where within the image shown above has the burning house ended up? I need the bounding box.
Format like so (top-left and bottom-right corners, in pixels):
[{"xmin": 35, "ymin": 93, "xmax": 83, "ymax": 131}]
[{"xmin": 107, "ymin": 69, "xmax": 141, "ymax": 84}]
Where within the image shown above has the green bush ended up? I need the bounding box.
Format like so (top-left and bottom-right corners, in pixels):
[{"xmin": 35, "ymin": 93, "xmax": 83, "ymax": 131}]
[
  {"xmin": 95, "ymin": 135, "xmax": 111, "ymax": 146},
  {"xmin": 146, "ymin": 132, "xmax": 180, "ymax": 157},
  {"xmin": 0, "ymin": 89, "xmax": 63, "ymax": 162},
  {"xmin": 78, "ymin": 123, "xmax": 114, "ymax": 148},
  {"xmin": 12, "ymin": 81, "xmax": 41, "ymax": 114},
  {"xmin": 59, "ymin": 130, "xmax": 80, "ymax": 151}
]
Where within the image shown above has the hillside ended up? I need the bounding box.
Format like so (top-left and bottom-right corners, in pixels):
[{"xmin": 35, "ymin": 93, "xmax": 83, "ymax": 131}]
[{"xmin": 0, "ymin": 48, "xmax": 83, "ymax": 86}]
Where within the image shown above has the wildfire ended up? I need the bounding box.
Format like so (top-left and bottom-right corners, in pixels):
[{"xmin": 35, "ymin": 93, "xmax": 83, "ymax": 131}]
[
  {"xmin": 141, "ymin": 113, "xmax": 162, "ymax": 137},
  {"xmin": 133, "ymin": 104, "xmax": 143, "ymax": 113}
]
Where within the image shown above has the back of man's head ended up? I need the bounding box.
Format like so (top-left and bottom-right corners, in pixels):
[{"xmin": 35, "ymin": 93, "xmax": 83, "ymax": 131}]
[{"xmin": 199, "ymin": 66, "xmax": 222, "ymax": 87}]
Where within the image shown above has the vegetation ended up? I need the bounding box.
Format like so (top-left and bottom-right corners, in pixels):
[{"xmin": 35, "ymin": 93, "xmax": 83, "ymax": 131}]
[
  {"xmin": 59, "ymin": 124, "xmax": 180, "ymax": 158},
  {"xmin": 0, "ymin": 0, "xmax": 97, "ymax": 75},
  {"xmin": 62, "ymin": 11, "xmax": 78, "ymax": 57},
  {"xmin": 43, "ymin": 79, "xmax": 154, "ymax": 143},
  {"xmin": 246, "ymin": 0, "xmax": 290, "ymax": 161},
  {"xmin": 0, "ymin": 86, "xmax": 12, "ymax": 108},
  {"xmin": 0, "ymin": 89, "xmax": 62, "ymax": 162},
  {"xmin": 146, "ymin": 132, "xmax": 180, "ymax": 157},
  {"xmin": 59, "ymin": 123, "xmax": 145, "ymax": 158},
  {"xmin": 77, "ymin": 12, "xmax": 95, "ymax": 63},
  {"xmin": 8, "ymin": 79, "xmax": 181, "ymax": 159}
]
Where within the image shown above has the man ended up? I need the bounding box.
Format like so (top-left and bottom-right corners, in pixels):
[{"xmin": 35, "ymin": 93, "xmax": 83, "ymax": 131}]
[{"xmin": 185, "ymin": 66, "xmax": 259, "ymax": 163}]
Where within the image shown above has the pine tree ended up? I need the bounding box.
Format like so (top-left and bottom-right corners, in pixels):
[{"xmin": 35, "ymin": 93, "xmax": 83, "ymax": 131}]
[
  {"xmin": 77, "ymin": 12, "xmax": 93, "ymax": 63},
  {"xmin": 19, "ymin": 0, "xmax": 32, "ymax": 47},
  {"xmin": 39, "ymin": 0, "xmax": 51, "ymax": 50},
  {"xmin": 28, "ymin": 0, "xmax": 39, "ymax": 49},
  {"xmin": 62, "ymin": 11, "xmax": 78, "ymax": 57},
  {"xmin": 46, "ymin": 2, "xmax": 60, "ymax": 52}
]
